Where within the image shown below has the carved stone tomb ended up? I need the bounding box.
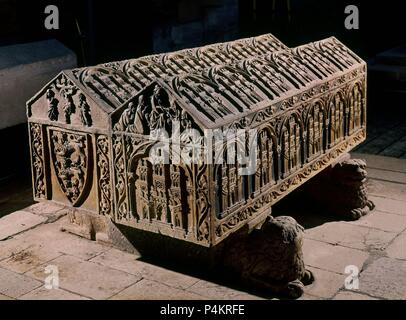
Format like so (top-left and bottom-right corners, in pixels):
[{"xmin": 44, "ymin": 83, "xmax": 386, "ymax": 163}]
[{"xmin": 27, "ymin": 34, "xmax": 373, "ymax": 297}]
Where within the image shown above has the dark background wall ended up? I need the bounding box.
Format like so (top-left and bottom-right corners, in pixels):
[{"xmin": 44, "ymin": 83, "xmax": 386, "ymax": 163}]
[{"xmin": 1, "ymin": 0, "xmax": 405, "ymax": 65}]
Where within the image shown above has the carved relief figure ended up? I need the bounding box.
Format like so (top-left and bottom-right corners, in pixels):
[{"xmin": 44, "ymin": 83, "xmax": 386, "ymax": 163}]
[
  {"xmin": 135, "ymin": 158, "xmax": 151, "ymax": 220},
  {"xmin": 307, "ymin": 116, "xmax": 315, "ymax": 159},
  {"xmin": 46, "ymin": 89, "xmax": 59, "ymax": 121},
  {"xmin": 78, "ymin": 93, "xmax": 92, "ymax": 127},
  {"xmin": 150, "ymin": 86, "xmax": 167, "ymax": 130},
  {"xmin": 114, "ymin": 101, "xmax": 137, "ymax": 131},
  {"xmin": 329, "ymin": 94, "xmax": 345, "ymax": 147},
  {"xmin": 315, "ymin": 104, "xmax": 324, "ymax": 154},
  {"xmin": 352, "ymin": 85, "xmax": 362, "ymax": 131},
  {"xmin": 282, "ymin": 128, "xmax": 290, "ymax": 176},
  {"xmin": 55, "ymin": 76, "xmax": 78, "ymax": 124}
]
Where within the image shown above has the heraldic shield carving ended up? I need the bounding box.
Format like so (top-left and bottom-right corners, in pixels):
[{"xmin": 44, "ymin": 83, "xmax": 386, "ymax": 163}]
[{"xmin": 49, "ymin": 129, "xmax": 92, "ymax": 206}]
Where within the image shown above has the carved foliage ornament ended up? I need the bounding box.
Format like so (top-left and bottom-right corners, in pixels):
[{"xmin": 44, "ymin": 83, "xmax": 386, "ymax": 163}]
[
  {"xmin": 97, "ymin": 135, "xmax": 112, "ymax": 216},
  {"xmin": 30, "ymin": 123, "xmax": 47, "ymax": 199}
]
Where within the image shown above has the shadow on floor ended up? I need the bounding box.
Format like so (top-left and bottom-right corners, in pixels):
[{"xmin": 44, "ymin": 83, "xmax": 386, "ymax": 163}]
[
  {"xmin": 115, "ymin": 183, "xmax": 346, "ymax": 300},
  {"xmin": 271, "ymin": 184, "xmax": 352, "ymax": 229},
  {"xmin": 0, "ymin": 173, "xmax": 34, "ymax": 218}
]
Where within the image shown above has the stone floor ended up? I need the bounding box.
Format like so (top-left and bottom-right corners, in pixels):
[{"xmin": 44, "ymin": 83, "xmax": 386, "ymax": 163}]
[{"xmin": 0, "ymin": 152, "xmax": 405, "ymax": 300}]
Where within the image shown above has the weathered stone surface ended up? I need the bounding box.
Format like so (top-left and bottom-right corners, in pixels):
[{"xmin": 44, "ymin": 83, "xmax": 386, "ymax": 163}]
[
  {"xmin": 386, "ymin": 231, "xmax": 406, "ymax": 260},
  {"xmin": 19, "ymin": 287, "xmax": 89, "ymax": 300},
  {"xmin": 367, "ymin": 179, "xmax": 406, "ymax": 202},
  {"xmin": 25, "ymin": 255, "xmax": 141, "ymax": 300},
  {"xmin": 359, "ymin": 257, "xmax": 406, "ymax": 299},
  {"xmin": 90, "ymin": 248, "xmax": 199, "ymax": 290},
  {"xmin": 0, "ymin": 293, "xmax": 14, "ymax": 300},
  {"xmin": 0, "ymin": 40, "xmax": 77, "ymax": 129},
  {"xmin": 349, "ymin": 210, "xmax": 406, "ymax": 233},
  {"xmin": 187, "ymin": 280, "xmax": 263, "ymax": 300},
  {"xmin": 110, "ymin": 279, "xmax": 205, "ymax": 300},
  {"xmin": 0, "ymin": 210, "xmax": 46, "ymax": 240},
  {"xmin": 305, "ymin": 222, "xmax": 396, "ymax": 251},
  {"xmin": 0, "ymin": 243, "xmax": 62, "ymax": 274},
  {"xmin": 27, "ymin": 202, "xmax": 66, "ymax": 223},
  {"xmin": 333, "ymin": 290, "xmax": 378, "ymax": 300},
  {"xmin": 369, "ymin": 195, "xmax": 406, "ymax": 216},
  {"xmin": 303, "ymin": 238, "xmax": 369, "ymax": 274},
  {"xmin": 304, "ymin": 267, "xmax": 345, "ymax": 299},
  {"xmin": 0, "ymin": 267, "xmax": 41, "ymax": 298},
  {"xmin": 1, "ymin": 218, "xmax": 110, "ymax": 261}
]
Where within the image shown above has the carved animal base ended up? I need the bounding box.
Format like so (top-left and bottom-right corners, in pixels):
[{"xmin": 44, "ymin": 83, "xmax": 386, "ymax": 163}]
[
  {"xmin": 221, "ymin": 216, "xmax": 314, "ymax": 299},
  {"xmin": 303, "ymin": 154, "xmax": 375, "ymax": 220}
]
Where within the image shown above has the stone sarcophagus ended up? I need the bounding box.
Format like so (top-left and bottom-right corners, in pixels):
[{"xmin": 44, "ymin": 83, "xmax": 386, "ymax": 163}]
[{"xmin": 27, "ymin": 33, "xmax": 368, "ymax": 250}]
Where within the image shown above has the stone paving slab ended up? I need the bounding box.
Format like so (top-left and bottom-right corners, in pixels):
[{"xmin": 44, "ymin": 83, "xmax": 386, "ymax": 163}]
[
  {"xmin": 385, "ymin": 230, "xmax": 406, "ymax": 260},
  {"xmin": 349, "ymin": 210, "xmax": 406, "ymax": 233},
  {"xmin": 0, "ymin": 243, "xmax": 63, "ymax": 274},
  {"xmin": 0, "ymin": 210, "xmax": 46, "ymax": 240},
  {"xmin": 305, "ymin": 221, "xmax": 397, "ymax": 252},
  {"xmin": 0, "ymin": 293, "xmax": 14, "ymax": 300},
  {"xmin": 6, "ymin": 219, "xmax": 111, "ymax": 261},
  {"xmin": 187, "ymin": 280, "xmax": 264, "ymax": 300},
  {"xmin": 25, "ymin": 255, "xmax": 142, "ymax": 300},
  {"xmin": 358, "ymin": 257, "xmax": 406, "ymax": 299},
  {"xmin": 332, "ymin": 290, "xmax": 378, "ymax": 300},
  {"xmin": 110, "ymin": 279, "xmax": 206, "ymax": 300},
  {"xmin": 90, "ymin": 248, "xmax": 200, "ymax": 290},
  {"xmin": 351, "ymin": 153, "xmax": 406, "ymax": 173},
  {"xmin": 367, "ymin": 178, "xmax": 406, "ymax": 202},
  {"xmin": 0, "ymin": 266, "xmax": 42, "ymax": 298},
  {"xmin": 303, "ymin": 239, "xmax": 369, "ymax": 274},
  {"xmin": 304, "ymin": 267, "xmax": 346, "ymax": 299},
  {"xmin": 27, "ymin": 202, "xmax": 67, "ymax": 223},
  {"xmin": 19, "ymin": 287, "xmax": 89, "ymax": 300},
  {"xmin": 369, "ymin": 195, "xmax": 406, "ymax": 216},
  {"xmin": 368, "ymin": 168, "xmax": 406, "ymax": 184}
]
